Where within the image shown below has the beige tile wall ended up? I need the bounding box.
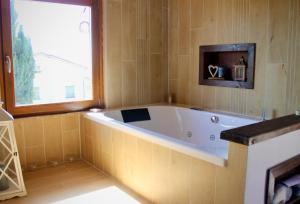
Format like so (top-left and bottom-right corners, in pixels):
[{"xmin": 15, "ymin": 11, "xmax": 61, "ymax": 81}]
[
  {"xmin": 14, "ymin": 112, "xmax": 81, "ymax": 171},
  {"xmin": 168, "ymin": 0, "xmax": 300, "ymax": 118},
  {"xmin": 104, "ymin": 0, "xmax": 168, "ymax": 108},
  {"xmin": 81, "ymin": 117, "xmax": 249, "ymax": 204}
]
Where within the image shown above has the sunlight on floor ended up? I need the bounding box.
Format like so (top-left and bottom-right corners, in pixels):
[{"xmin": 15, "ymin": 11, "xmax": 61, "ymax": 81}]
[{"xmin": 51, "ymin": 186, "xmax": 141, "ymax": 204}]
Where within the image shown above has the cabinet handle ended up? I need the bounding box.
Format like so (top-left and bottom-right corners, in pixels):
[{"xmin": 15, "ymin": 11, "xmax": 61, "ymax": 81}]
[{"xmin": 5, "ymin": 55, "xmax": 12, "ymax": 74}]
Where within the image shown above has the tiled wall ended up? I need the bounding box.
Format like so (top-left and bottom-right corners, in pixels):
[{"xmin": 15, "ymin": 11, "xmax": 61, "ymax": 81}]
[
  {"xmin": 103, "ymin": 0, "xmax": 168, "ymax": 108},
  {"xmin": 168, "ymin": 0, "xmax": 300, "ymax": 118},
  {"xmin": 14, "ymin": 112, "xmax": 81, "ymax": 171},
  {"xmin": 81, "ymin": 117, "xmax": 249, "ymax": 204}
]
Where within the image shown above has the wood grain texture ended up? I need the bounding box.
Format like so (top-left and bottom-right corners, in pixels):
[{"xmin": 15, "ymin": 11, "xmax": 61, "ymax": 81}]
[
  {"xmin": 199, "ymin": 43, "xmax": 256, "ymax": 89},
  {"xmin": 168, "ymin": 0, "xmax": 300, "ymax": 118},
  {"xmin": 221, "ymin": 114, "xmax": 300, "ymax": 146},
  {"xmin": 215, "ymin": 142, "xmax": 248, "ymax": 204},
  {"xmin": 0, "ymin": 0, "xmax": 103, "ymax": 117},
  {"xmin": 1, "ymin": 161, "xmax": 150, "ymax": 204},
  {"xmin": 44, "ymin": 115, "xmax": 63, "ymax": 162},
  {"xmin": 104, "ymin": 0, "xmax": 168, "ymax": 108},
  {"xmin": 104, "ymin": 0, "xmax": 122, "ymax": 108},
  {"xmin": 13, "ymin": 112, "xmax": 81, "ymax": 171},
  {"xmin": 82, "ymin": 117, "xmax": 249, "ymax": 204}
]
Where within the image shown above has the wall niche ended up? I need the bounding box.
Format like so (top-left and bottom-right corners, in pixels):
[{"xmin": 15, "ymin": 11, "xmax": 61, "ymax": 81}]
[{"xmin": 199, "ymin": 43, "xmax": 256, "ymax": 89}]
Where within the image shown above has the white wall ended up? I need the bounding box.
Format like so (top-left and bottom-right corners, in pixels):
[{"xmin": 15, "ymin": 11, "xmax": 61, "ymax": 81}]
[{"xmin": 244, "ymin": 129, "xmax": 300, "ymax": 204}]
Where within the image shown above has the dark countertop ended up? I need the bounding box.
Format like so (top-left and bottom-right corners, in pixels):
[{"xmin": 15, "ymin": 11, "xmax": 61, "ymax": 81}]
[{"xmin": 221, "ymin": 114, "xmax": 300, "ymax": 146}]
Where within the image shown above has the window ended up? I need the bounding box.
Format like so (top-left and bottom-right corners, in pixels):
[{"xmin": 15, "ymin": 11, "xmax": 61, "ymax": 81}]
[
  {"xmin": 0, "ymin": 0, "xmax": 103, "ymax": 116},
  {"xmin": 33, "ymin": 87, "xmax": 40, "ymax": 101},
  {"xmin": 65, "ymin": 85, "xmax": 75, "ymax": 99}
]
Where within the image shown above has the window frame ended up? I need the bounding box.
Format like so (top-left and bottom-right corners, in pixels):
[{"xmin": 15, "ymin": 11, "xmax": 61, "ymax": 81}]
[{"xmin": 0, "ymin": 0, "xmax": 103, "ymax": 117}]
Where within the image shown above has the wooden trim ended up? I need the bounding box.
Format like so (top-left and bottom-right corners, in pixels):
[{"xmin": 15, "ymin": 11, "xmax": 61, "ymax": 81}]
[
  {"xmin": 96, "ymin": 0, "xmax": 104, "ymax": 108},
  {"xmin": 91, "ymin": 0, "xmax": 104, "ymax": 108},
  {"xmin": 1, "ymin": 0, "xmax": 14, "ymax": 113},
  {"xmin": 266, "ymin": 154, "xmax": 300, "ymax": 204},
  {"xmin": 221, "ymin": 114, "xmax": 300, "ymax": 146},
  {"xmin": 0, "ymin": 9, "xmax": 6, "ymax": 107},
  {"xmin": 0, "ymin": 0, "xmax": 104, "ymax": 117},
  {"xmin": 29, "ymin": 0, "xmax": 92, "ymax": 6},
  {"xmin": 12, "ymin": 100, "xmax": 98, "ymax": 117},
  {"xmin": 199, "ymin": 43, "xmax": 256, "ymax": 89}
]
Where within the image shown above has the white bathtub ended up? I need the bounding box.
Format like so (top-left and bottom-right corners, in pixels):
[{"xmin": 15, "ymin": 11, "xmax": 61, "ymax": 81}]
[{"xmin": 85, "ymin": 105, "xmax": 258, "ymax": 166}]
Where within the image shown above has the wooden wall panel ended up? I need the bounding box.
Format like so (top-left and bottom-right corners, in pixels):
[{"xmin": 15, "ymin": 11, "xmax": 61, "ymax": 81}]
[
  {"xmin": 162, "ymin": 2, "xmax": 168, "ymax": 101},
  {"xmin": 268, "ymin": 0, "xmax": 290, "ymax": 63},
  {"xmin": 149, "ymin": 0, "xmax": 162, "ymax": 53},
  {"xmin": 177, "ymin": 55, "xmax": 190, "ymax": 104},
  {"xmin": 246, "ymin": 0, "xmax": 268, "ymax": 116},
  {"xmin": 168, "ymin": 0, "xmax": 300, "ymax": 118},
  {"xmin": 286, "ymin": 0, "xmax": 300, "ymax": 114},
  {"xmin": 178, "ymin": 0, "xmax": 189, "ymax": 55},
  {"xmin": 168, "ymin": 0, "xmax": 179, "ymax": 81},
  {"xmin": 136, "ymin": 0, "xmax": 150, "ymax": 104},
  {"xmin": 122, "ymin": 61, "xmax": 138, "ymax": 106},
  {"xmin": 104, "ymin": 0, "xmax": 122, "ymax": 108},
  {"xmin": 121, "ymin": 0, "xmax": 137, "ymax": 61},
  {"xmin": 104, "ymin": 0, "xmax": 168, "ymax": 108},
  {"xmin": 44, "ymin": 115, "xmax": 63, "ymax": 162},
  {"xmin": 13, "ymin": 112, "xmax": 81, "ymax": 171},
  {"xmin": 150, "ymin": 54, "xmax": 163, "ymax": 103}
]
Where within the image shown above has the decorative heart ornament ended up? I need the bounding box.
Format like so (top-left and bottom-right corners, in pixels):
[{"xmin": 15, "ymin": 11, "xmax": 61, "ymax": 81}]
[{"xmin": 208, "ymin": 65, "xmax": 219, "ymax": 78}]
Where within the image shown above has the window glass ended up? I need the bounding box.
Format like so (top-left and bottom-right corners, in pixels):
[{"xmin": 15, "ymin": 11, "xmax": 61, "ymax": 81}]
[
  {"xmin": 33, "ymin": 87, "xmax": 40, "ymax": 101},
  {"xmin": 11, "ymin": 0, "xmax": 93, "ymax": 106},
  {"xmin": 65, "ymin": 85, "xmax": 75, "ymax": 99}
]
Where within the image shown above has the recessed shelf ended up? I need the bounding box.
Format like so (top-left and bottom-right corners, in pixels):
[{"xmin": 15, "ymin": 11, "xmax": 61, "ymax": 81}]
[{"xmin": 199, "ymin": 43, "xmax": 256, "ymax": 89}]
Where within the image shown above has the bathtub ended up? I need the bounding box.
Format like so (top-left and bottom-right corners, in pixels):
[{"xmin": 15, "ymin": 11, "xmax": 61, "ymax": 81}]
[{"xmin": 85, "ymin": 105, "xmax": 258, "ymax": 166}]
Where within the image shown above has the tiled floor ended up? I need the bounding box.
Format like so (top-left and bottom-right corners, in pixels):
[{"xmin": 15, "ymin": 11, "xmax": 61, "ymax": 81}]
[{"xmin": 2, "ymin": 161, "xmax": 150, "ymax": 204}]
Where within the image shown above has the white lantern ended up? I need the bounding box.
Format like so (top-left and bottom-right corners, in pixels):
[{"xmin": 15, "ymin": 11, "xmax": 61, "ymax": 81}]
[{"xmin": 234, "ymin": 64, "xmax": 246, "ymax": 81}]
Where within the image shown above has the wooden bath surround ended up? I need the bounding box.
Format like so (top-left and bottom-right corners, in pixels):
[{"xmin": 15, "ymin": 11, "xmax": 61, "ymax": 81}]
[{"xmin": 81, "ymin": 115, "xmax": 249, "ymax": 204}]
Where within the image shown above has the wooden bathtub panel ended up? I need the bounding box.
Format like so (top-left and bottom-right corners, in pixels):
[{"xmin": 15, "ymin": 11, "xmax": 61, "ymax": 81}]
[
  {"xmin": 82, "ymin": 117, "xmax": 248, "ymax": 204},
  {"xmin": 189, "ymin": 157, "xmax": 216, "ymax": 204},
  {"xmin": 134, "ymin": 138, "xmax": 154, "ymax": 200},
  {"xmin": 169, "ymin": 151, "xmax": 191, "ymax": 204},
  {"xmin": 100, "ymin": 125, "xmax": 113, "ymax": 174},
  {"xmin": 215, "ymin": 142, "xmax": 248, "ymax": 204},
  {"xmin": 83, "ymin": 119, "xmax": 94, "ymax": 163},
  {"xmin": 111, "ymin": 128, "xmax": 124, "ymax": 179},
  {"xmin": 80, "ymin": 115, "xmax": 90, "ymax": 161},
  {"xmin": 151, "ymin": 143, "xmax": 172, "ymax": 203},
  {"xmin": 93, "ymin": 124, "xmax": 102, "ymax": 170}
]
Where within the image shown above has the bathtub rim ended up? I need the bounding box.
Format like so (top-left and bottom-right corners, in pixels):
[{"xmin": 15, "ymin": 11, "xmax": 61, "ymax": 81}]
[
  {"xmin": 84, "ymin": 113, "xmax": 230, "ymax": 167},
  {"xmin": 84, "ymin": 105, "xmax": 258, "ymax": 167},
  {"xmin": 94, "ymin": 103, "xmax": 260, "ymax": 121}
]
